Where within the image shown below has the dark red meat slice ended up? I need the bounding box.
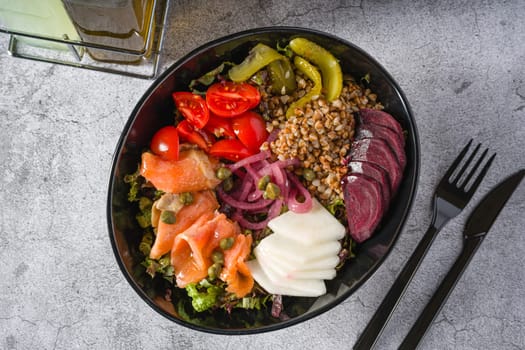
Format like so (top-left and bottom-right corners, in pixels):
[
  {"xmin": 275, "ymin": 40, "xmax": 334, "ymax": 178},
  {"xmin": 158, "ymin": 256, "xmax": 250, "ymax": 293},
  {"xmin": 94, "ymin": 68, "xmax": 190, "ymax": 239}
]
[
  {"xmin": 348, "ymin": 160, "xmax": 391, "ymax": 210},
  {"xmin": 343, "ymin": 173, "xmax": 384, "ymax": 243},
  {"xmin": 355, "ymin": 123, "xmax": 407, "ymax": 169},
  {"xmin": 359, "ymin": 109, "xmax": 404, "ymax": 137},
  {"xmin": 348, "ymin": 138, "xmax": 402, "ymax": 194}
]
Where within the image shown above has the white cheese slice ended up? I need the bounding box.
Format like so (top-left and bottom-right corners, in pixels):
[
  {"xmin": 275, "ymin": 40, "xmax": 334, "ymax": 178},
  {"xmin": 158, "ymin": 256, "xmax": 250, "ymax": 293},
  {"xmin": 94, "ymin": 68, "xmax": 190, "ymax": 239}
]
[
  {"xmin": 254, "ymin": 245, "xmax": 340, "ymax": 271},
  {"xmin": 255, "ymin": 245, "xmax": 337, "ymax": 280},
  {"xmin": 267, "ymin": 198, "xmax": 346, "ymax": 245},
  {"xmin": 296, "ymin": 255, "xmax": 340, "ymax": 271},
  {"xmin": 246, "ymin": 259, "xmax": 326, "ymax": 297},
  {"xmin": 257, "ymin": 233, "xmax": 341, "ymax": 264}
]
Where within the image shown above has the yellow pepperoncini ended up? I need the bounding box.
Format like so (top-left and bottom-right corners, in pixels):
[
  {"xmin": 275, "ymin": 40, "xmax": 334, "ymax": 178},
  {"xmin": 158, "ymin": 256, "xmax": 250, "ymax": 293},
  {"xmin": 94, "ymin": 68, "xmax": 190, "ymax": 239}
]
[
  {"xmin": 229, "ymin": 44, "xmax": 281, "ymax": 79},
  {"xmin": 285, "ymin": 56, "xmax": 322, "ymax": 118},
  {"xmin": 289, "ymin": 37, "xmax": 343, "ymax": 101},
  {"xmin": 228, "ymin": 43, "xmax": 296, "ymax": 95},
  {"xmin": 267, "ymin": 57, "xmax": 297, "ymax": 95}
]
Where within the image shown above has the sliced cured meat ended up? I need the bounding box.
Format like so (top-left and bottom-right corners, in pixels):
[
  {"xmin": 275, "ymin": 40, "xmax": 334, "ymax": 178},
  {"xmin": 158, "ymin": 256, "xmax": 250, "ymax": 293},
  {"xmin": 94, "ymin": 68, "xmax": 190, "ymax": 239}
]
[
  {"xmin": 359, "ymin": 108, "xmax": 404, "ymax": 137},
  {"xmin": 149, "ymin": 190, "xmax": 219, "ymax": 259},
  {"xmin": 355, "ymin": 123, "xmax": 406, "ymax": 169},
  {"xmin": 348, "ymin": 138, "xmax": 403, "ymax": 194},
  {"xmin": 170, "ymin": 215, "xmax": 218, "ymax": 287},
  {"xmin": 348, "ymin": 160, "xmax": 391, "ymax": 210},
  {"xmin": 140, "ymin": 148, "xmax": 221, "ymax": 194},
  {"xmin": 342, "ymin": 173, "xmax": 384, "ymax": 243},
  {"xmin": 170, "ymin": 213, "xmax": 239, "ymax": 288},
  {"xmin": 220, "ymin": 233, "xmax": 254, "ymax": 298}
]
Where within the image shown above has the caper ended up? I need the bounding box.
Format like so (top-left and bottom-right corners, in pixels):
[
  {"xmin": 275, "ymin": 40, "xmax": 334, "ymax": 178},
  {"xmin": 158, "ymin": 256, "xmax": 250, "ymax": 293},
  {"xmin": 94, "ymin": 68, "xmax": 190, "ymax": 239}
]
[
  {"xmin": 243, "ymin": 229, "xmax": 253, "ymax": 236},
  {"xmin": 263, "ymin": 182, "xmax": 281, "ymax": 200},
  {"xmin": 158, "ymin": 255, "xmax": 170, "ymax": 268},
  {"xmin": 138, "ymin": 241, "xmax": 151, "ymax": 256},
  {"xmin": 178, "ymin": 192, "xmax": 193, "ymax": 205},
  {"xmin": 138, "ymin": 196, "xmax": 153, "ymax": 211},
  {"xmin": 211, "ymin": 250, "xmax": 224, "ymax": 264},
  {"xmin": 216, "ymin": 167, "xmax": 232, "ymax": 180},
  {"xmin": 222, "ymin": 177, "xmax": 234, "ymax": 192},
  {"xmin": 160, "ymin": 210, "xmax": 176, "ymax": 224},
  {"xmin": 258, "ymin": 175, "xmax": 271, "ymax": 190},
  {"xmin": 142, "ymin": 232, "xmax": 153, "ymax": 245},
  {"xmin": 302, "ymin": 168, "xmax": 315, "ymax": 182},
  {"xmin": 135, "ymin": 213, "xmax": 151, "ymax": 228},
  {"xmin": 220, "ymin": 236, "xmax": 235, "ymax": 250},
  {"xmin": 295, "ymin": 193, "xmax": 306, "ymax": 203},
  {"xmin": 207, "ymin": 263, "xmax": 222, "ymax": 281}
]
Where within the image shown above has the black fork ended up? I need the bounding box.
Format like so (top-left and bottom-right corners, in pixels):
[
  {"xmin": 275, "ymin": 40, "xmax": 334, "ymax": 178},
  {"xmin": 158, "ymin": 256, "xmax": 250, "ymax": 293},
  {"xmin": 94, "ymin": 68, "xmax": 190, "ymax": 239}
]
[{"xmin": 353, "ymin": 139, "xmax": 496, "ymax": 350}]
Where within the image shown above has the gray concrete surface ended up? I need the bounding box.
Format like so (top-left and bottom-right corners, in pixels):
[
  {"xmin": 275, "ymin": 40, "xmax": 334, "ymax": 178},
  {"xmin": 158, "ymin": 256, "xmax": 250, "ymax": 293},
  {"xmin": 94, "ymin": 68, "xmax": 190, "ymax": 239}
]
[{"xmin": 1, "ymin": 1, "xmax": 524, "ymax": 349}]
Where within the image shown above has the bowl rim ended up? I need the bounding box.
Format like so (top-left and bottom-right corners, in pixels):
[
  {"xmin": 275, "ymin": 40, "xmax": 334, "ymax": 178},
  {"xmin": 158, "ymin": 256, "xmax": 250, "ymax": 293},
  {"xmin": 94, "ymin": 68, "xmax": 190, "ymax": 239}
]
[{"xmin": 107, "ymin": 25, "xmax": 420, "ymax": 335}]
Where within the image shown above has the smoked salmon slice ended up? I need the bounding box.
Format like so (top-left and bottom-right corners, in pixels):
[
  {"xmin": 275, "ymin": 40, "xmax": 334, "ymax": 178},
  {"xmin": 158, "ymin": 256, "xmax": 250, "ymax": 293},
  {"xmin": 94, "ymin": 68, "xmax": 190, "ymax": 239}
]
[
  {"xmin": 149, "ymin": 190, "xmax": 218, "ymax": 259},
  {"xmin": 220, "ymin": 234, "xmax": 254, "ymax": 298},
  {"xmin": 170, "ymin": 215, "xmax": 216, "ymax": 287},
  {"xmin": 170, "ymin": 213, "xmax": 241, "ymax": 288},
  {"xmin": 140, "ymin": 148, "xmax": 221, "ymax": 194}
]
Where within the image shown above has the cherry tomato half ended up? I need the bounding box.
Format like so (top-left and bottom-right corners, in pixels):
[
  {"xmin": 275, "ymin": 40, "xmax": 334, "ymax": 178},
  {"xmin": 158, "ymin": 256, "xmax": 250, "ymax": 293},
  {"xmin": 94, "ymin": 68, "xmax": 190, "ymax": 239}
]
[
  {"xmin": 204, "ymin": 113, "xmax": 236, "ymax": 138},
  {"xmin": 173, "ymin": 91, "xmax": 209, "ymax": 129},
  {"xmin": 176, "ymin": 120, "xmax": 211, "ymax": 151},
  {"xmin": 197, "ymin": 127, "xmax": 217, "ymax": 148},
  {"xmin": 231, "ymin": 111, "xmax": 269, "ymax": 153},
  {"xmin": 209, "ymin": 139, "xmax": 253, "ymax": 162},
  {"xmin": 150, "ymin": 125, "xmax": 180, "ymax": 161},
  {"xmin": 206, "ymin": 81, "xmax": 261, "ymax": 117}
]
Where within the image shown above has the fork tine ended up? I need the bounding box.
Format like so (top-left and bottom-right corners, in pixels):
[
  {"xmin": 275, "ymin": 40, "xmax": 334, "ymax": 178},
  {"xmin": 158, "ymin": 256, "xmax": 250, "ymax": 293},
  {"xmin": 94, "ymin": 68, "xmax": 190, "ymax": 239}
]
[
  {"xmin": 451, "ymin": 142, "xmax": 481, "ymax": 186},
  {"xmin": 460, "ymin": 148, "xmax": 488, "ymax": 190},
  {"xmin": 466, "ymin": 152, "xmax": 496, "ymax": 195},
  {"xmin": 442, "ymin": 139, "xmax": 473, "ymax": 182}
]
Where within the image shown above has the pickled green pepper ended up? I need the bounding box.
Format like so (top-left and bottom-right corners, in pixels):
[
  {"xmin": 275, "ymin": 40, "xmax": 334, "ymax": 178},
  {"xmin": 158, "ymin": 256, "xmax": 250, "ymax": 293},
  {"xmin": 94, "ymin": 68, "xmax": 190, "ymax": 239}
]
[
  {"xmin": 228, "ymin": 43, "xmax": 296, "ymax": 95},
  {"xmin": 286, "ymin": 56, "xmax": 322, "ymax": 118},
  {"xmin": 289, "ymin": 37, "xmax": 343, "ymax": 101},
  {"xmin": 228, "ymin": 43, "xmax": 284, "ymax": 82},
  {"xmin": 268, "ymin": 58, "xmax": 297, "ymax": 95}
]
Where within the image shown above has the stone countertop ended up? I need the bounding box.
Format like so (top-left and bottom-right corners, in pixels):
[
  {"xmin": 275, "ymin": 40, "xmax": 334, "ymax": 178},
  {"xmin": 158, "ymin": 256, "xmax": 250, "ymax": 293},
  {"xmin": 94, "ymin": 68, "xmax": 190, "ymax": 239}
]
[{"xmin": 1, "ymin": 1, "xmax": 524, "ymax": 349}]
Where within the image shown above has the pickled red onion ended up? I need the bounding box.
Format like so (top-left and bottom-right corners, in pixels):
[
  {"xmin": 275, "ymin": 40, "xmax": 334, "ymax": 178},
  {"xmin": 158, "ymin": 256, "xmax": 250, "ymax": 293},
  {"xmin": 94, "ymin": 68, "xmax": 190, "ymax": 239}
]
[{"xmin": 218, "ymin": 151, "xmax": 313, "ymax": 232}]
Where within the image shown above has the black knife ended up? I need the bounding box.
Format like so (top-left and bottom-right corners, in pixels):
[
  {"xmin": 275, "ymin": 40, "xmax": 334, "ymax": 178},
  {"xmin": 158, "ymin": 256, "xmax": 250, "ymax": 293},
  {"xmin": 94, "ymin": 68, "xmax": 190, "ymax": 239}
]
[{"xmin": 399, "ymin": 168, "xmax": 525, "ymax": 350}]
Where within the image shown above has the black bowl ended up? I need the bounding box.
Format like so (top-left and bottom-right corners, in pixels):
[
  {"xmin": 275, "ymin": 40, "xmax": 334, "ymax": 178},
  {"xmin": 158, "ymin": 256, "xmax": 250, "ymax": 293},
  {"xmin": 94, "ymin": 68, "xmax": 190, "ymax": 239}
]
[{"xmin": 107, "ymin": 27, "xmax": 420, "ymax": 334}]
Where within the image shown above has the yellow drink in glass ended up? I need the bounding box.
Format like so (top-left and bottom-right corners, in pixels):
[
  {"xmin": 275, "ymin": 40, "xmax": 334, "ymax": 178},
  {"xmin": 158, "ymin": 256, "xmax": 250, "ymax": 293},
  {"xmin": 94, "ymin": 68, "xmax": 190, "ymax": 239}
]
[
  {"xmin": 62, "ymin": 0, "xmax": 155, "ymax": 63},
  {"xmin": 0, "ymin": 0, "xmax": 80, "ymax": 50}
]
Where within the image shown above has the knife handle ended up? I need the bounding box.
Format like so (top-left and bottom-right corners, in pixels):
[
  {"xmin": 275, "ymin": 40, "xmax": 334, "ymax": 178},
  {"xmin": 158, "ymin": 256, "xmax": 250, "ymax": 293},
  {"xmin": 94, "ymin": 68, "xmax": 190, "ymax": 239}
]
[
  {"xmin": 353, "ymin": 224, "xmax": 442, "ymax": 350},
  {"xmin": 398, "ymin": 236, "xmax": 484, "ymax": 350}
]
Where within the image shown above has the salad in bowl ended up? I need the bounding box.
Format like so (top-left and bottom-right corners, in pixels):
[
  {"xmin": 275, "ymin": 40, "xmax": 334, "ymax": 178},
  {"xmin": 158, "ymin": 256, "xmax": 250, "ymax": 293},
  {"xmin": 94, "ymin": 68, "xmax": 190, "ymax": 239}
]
[{"xmin": 108, "ymin": 27, "xmax": 419, "ymax": 334}]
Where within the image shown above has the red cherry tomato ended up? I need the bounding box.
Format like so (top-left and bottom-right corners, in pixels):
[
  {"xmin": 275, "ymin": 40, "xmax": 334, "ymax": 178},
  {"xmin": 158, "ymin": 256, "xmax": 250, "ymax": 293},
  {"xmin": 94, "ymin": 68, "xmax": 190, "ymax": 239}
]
[
  {"xmin": 204, "ymin": 113, "xmax": 236, "ymax": 138},
  {"xmin": 176, "ymin": 120, "xmax": 210, "ymax": 151},
  {"xmin": 173, "ymin": 91, "xmax": 209, "ymax": 128},
  {"xmin": 206, "ymin": 81, "xmax": 261, "ymax": 117},
  {"xmin": 150, "ymin": 125, "xmax": 180, "ymax": 161},
  {"xmin": 209, "ymin": 139, "xmax": 253, "ymax": 162},
  {"xmin": 231, "ymin": 111, "xmax": 269, "ymax": 153},
  {"xmin": 196, "ymin": 127, "xmax": 217, "ymax": 148}
]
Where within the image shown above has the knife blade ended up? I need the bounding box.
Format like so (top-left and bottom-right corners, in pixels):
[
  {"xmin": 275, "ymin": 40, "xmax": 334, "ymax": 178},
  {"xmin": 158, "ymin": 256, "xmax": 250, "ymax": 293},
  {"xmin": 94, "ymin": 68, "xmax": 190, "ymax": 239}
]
[
  {"xmin": 399, "ymin": 168, "xmax": 525, "ymax": 350},
  {"xmin": 464, "ymin": 168, "xmax": 525, "ymax": 238}
]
